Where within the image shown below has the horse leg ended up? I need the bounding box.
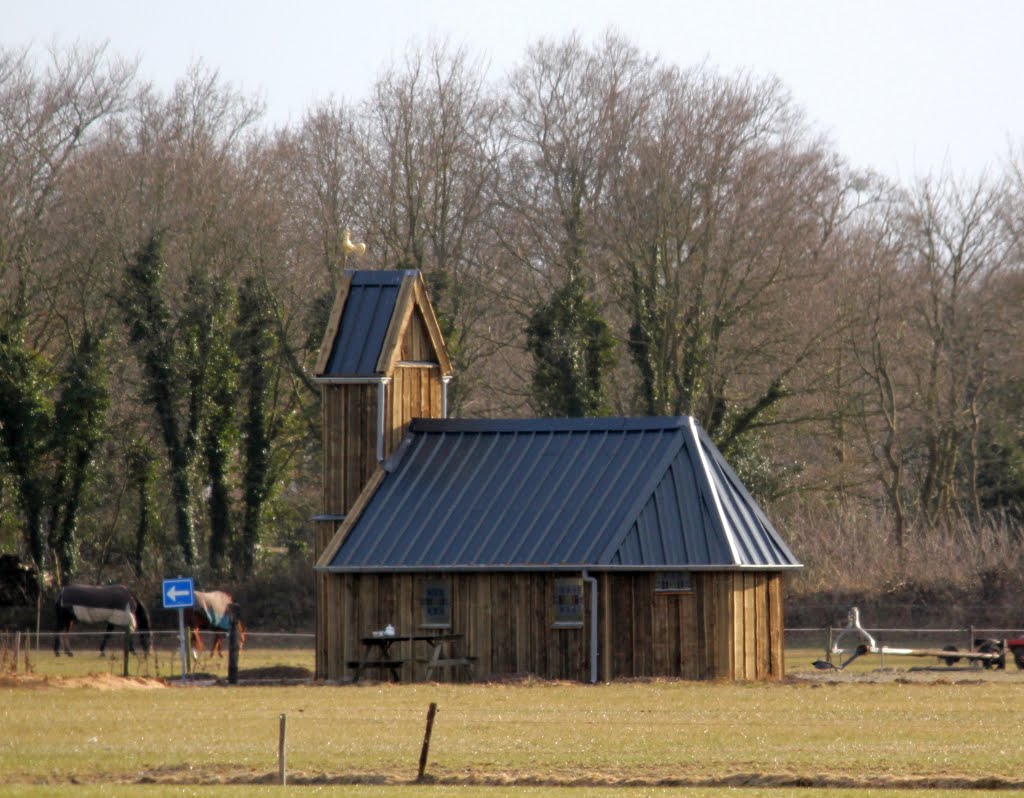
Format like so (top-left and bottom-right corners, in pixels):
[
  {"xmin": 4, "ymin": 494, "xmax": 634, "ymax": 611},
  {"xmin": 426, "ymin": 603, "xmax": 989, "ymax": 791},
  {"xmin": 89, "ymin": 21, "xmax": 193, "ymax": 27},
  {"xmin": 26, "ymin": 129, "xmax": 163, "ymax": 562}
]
[
  {"xmin": 212, "ymin": 632, "xmax": 224, "ymax": 658},
  {"xmin": 99, "ymin": 623, "xmax": 113, "ymax": 656},
  {"xmin": 54, "ymin": 620, "xmax": 74, "ymax": 657},
  {"xmin": 191, "ymin": 627, "xmax": 205, "ymax": 657}
]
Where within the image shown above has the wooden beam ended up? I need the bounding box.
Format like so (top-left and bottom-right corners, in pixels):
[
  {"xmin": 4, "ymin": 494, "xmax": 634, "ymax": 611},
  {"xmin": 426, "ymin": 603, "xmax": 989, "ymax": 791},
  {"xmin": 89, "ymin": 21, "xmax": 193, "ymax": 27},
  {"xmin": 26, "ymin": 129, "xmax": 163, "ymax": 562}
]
[
  {"xmin": 314, "ymin": 273, "xmax": 354, "ymax": 376},
  {"xmin": 411, "ymin": 276, "xmax": 454, "ymax": 377},
  {"xmin": 374, "ymin": 273, "xmax": 416, "ymax": 375}
]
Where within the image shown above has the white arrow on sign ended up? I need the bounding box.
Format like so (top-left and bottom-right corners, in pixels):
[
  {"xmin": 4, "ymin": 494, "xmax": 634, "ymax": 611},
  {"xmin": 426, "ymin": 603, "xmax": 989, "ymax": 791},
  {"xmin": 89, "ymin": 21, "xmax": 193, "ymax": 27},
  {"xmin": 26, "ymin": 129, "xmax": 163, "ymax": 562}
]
[{"xmin": 166, "ymin": 585, "xmax": 190, "ymax": 602}]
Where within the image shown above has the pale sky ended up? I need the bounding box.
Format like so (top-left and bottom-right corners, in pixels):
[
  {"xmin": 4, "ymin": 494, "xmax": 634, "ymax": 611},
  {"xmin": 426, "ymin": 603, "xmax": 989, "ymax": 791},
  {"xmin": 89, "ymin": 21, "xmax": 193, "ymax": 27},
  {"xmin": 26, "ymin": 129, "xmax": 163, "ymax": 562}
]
[{"xmin": 7, "ymin": 0, "xmax": 1024, "ymax": 182}]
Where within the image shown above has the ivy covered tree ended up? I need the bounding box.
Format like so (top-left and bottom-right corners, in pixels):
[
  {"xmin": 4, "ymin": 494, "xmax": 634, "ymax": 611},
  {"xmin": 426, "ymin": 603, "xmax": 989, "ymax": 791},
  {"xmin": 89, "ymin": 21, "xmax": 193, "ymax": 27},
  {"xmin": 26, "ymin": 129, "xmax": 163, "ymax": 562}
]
[
  {"xmin": 181, "ymin": 272, "xmax": 239, "ymax": 574},
  {"xmin": 119, "ymin": 235, "xmax": 199, "ymax": 568},
  {"xmin": 234, "ymin": 276, "xmax": 278, "ymax": 576},
  {"xmin": 0, "ymin": 315, "xmax": 109, "ymax": 582},
  {"xmin": 49, "ymin": 329, "xmax": 110, "ymax": 581},
  {"xmin": 0, "ymin": 314, "xmax": 53, "ymax": 572},
  {"xmin": 526, "ymin": 277, "xmax": 616, "ymax": 417},
  {"xmin": 126, "ymin": 440, "xmax": 157, "ymax": 577}
]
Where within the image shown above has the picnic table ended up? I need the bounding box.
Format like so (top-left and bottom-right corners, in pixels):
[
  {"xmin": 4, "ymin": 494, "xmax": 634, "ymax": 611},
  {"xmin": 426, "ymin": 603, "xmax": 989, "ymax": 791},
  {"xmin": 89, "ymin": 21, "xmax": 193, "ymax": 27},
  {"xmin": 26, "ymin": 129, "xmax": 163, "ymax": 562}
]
[{"xmin": 348, "ymin": 632, "xmax": 475, "ymax": 682}]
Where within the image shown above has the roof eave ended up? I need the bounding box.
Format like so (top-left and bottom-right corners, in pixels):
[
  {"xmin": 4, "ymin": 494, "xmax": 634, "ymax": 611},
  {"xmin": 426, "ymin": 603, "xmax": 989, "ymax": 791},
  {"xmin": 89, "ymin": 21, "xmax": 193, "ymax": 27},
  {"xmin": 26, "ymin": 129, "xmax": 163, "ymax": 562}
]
[{"xmin": 315, "ymin": 563, "xmax": 803, "ymax": 574}]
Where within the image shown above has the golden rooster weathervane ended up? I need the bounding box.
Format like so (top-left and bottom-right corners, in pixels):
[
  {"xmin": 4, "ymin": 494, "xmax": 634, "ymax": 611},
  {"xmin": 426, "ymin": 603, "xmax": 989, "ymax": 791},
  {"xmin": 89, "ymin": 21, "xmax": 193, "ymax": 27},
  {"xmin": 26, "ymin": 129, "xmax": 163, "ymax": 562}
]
[{"xmin": 340, "ymin": 228, "xmax": 366, "ymax": 267}]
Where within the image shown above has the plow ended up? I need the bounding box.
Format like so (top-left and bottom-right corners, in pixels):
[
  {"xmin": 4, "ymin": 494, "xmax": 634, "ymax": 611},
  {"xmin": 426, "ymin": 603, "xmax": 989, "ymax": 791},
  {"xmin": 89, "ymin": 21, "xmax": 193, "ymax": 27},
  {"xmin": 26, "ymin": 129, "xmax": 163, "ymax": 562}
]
[{"xmin": 813, "ymin": 607, "xmax": 1024, "ymax": 671}]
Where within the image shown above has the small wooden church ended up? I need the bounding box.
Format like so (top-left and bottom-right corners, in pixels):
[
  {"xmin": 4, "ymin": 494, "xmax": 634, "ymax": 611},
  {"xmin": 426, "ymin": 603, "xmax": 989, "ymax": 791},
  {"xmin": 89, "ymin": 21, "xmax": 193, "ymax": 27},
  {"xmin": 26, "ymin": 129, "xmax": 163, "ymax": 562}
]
[{"xmin": 313, "ymin": 269, "xmax": 801, "ymax": 683}]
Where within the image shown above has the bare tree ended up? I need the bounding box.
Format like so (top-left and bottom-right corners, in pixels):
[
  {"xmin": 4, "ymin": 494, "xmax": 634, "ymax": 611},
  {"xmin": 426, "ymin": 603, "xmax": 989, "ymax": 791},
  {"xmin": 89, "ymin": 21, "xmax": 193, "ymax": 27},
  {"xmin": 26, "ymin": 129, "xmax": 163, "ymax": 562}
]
[
  {"xmin": 900, "ymin": 172, "xmax": 1019, "ymax": 527},
  {"xmin": 497, "ymin": 32, "xmax": 656, "ymax": 413},
  {"xmin": 603, "ymin": 64, "xmax": 850, "ymax": 485},
  {"xmin": 0, "ymin": 42, "xmax": 136, "ymax": 340},
  {"xmin": 356, "ymin": 39, "xmax": 505, "ymax": 413}
]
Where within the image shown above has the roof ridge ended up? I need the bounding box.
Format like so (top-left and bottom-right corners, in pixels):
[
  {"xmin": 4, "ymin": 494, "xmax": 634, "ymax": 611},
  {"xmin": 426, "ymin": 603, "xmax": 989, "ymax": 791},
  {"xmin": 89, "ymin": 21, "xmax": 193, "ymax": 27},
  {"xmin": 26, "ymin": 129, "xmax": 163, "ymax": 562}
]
[{"xmin": 410, "ymin": 416, "xmax": 691, "ymax": 434}]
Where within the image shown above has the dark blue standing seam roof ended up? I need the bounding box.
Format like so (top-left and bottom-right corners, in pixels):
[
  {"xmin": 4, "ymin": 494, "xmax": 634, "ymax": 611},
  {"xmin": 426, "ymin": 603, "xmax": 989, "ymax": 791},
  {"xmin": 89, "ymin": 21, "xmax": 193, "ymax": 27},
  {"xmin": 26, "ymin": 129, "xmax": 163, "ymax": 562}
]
[
  {"xmin": 321, "ymin": 416, "xmax": 801, "ymax": 572},
  {"xmin": 322, "ymin": 271, "xmax": 413, "ymax": 377}
]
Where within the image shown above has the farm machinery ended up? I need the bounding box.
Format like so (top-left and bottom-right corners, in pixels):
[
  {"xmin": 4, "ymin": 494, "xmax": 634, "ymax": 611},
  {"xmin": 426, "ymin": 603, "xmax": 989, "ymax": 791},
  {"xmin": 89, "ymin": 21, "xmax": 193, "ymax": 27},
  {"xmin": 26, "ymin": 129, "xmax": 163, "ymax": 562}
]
[{"xmin": 814, "ymin": 607, "xmax": 1024, "ymax": 671}]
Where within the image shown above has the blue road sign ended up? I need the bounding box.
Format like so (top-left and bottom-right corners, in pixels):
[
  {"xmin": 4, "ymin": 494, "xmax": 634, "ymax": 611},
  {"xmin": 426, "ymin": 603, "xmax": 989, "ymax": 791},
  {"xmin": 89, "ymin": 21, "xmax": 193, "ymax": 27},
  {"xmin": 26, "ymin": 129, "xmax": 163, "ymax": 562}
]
[{"xmin": 162, "ymin": 577, "xmax": 194, "ymax": 609}]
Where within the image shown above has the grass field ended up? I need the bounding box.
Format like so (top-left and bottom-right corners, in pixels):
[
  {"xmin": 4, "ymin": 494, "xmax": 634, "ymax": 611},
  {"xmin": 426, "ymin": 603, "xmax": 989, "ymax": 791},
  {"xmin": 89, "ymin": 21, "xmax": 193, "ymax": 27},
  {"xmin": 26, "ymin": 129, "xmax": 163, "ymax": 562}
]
[
  {"xmin": 3, "ymin": 647, "xmax": 1024, "ymax": 796},
  {"xmin": 3, "ymin": 636, "xmax": 1024, "ymax": 797}
]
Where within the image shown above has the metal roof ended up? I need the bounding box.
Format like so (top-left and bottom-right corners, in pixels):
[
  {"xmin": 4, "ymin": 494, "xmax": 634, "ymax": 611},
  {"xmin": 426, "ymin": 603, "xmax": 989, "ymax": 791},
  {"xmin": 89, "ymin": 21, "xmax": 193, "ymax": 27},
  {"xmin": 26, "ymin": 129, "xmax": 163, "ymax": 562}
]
[
  {"xmin": 320, "ymin": 416, "xmax": 800, "ymax": 572},
  {"xmin": 321, "ymin": 270, "xmax": 413, "ymax": 377}
]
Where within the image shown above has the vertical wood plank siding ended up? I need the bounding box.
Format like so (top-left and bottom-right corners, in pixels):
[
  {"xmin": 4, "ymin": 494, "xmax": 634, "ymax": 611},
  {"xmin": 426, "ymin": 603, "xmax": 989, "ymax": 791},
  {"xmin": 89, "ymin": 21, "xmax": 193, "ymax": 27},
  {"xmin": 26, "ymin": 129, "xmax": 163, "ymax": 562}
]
[
  {"xmin": 323, "ymin": 571, "xmax": 785, "ymax": 682},
  {"xmin": 319, "ymin": 309, "xmax": 446, "ymax": 678},
  {"xmin": 318, "ymin": 277, "xmax": 788, "ymax": 683}
]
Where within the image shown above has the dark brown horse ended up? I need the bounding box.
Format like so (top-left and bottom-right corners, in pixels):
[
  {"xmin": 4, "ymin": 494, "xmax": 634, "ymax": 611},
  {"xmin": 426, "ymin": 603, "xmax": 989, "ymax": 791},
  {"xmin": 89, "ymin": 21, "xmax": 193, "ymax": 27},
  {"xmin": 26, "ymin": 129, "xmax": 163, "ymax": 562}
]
[
  {"xmin": 183, "ymin": 590, "xmax": 244, "ymax": 657},
  {"xmin": 54, "ymin": 584, "xmax": 152, "ymax": 656}
]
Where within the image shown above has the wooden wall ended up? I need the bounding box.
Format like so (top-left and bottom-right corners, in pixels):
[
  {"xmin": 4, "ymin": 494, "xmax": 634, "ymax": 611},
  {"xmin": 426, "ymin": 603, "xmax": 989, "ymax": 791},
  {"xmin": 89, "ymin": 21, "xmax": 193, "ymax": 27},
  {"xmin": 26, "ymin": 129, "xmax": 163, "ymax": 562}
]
[
  {"xmin": 316, "ymin": 311, "xmax": 447, "ymax": 678},
  {"xmin": 385, "ymin": 366, "xmax": 444, "ymax": 454},
  {"xmin": 604, "ymin": 572, "xmax": 784, "ymax": 681},
  {"xmin": 322, "ymin": 570, "xmax": 785, "ymax": 683}
]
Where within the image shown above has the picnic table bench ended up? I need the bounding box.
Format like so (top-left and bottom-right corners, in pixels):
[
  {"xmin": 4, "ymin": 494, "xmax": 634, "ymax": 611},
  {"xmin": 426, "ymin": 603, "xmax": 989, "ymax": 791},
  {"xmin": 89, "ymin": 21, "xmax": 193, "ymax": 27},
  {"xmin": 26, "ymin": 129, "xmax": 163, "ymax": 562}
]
[{"xmin": 348, "ymin": 632, "xmax": 475, "ymax": 682}]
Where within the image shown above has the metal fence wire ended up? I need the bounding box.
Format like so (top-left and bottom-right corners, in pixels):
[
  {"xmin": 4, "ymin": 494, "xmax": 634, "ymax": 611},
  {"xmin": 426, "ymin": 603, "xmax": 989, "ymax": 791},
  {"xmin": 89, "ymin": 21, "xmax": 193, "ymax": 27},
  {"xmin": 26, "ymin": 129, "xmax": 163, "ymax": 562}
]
[{"xmin": 7, "ymin": 624, "xmax": 1024, "ymax": 679}]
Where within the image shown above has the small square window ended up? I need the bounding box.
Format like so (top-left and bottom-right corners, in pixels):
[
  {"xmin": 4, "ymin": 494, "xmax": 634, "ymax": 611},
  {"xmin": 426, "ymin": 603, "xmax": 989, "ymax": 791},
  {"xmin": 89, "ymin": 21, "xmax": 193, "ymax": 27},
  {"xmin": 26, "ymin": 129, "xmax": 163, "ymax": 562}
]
[
  {"xmin": 420, "ymin": 580, "xmax": 451, "ymax": 628},
  {"xmin": 553, "ymin": 578, "xmax": 584, "ymax": 628},
  {"xmin": 654, "ymin": 572, "xmax": 692, "ymax": 593}
]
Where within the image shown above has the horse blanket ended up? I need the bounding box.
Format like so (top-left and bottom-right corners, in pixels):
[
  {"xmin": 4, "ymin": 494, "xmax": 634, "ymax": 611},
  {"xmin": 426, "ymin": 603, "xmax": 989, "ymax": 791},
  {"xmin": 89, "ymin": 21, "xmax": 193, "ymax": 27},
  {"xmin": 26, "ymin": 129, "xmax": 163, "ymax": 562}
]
[
  {"xmin": 58, "ymin": 584, "xmax": 138, "ymax": 630},
  {"xmin": 193, "ymin": 590, "xmax": 233, "ymax": 631}
]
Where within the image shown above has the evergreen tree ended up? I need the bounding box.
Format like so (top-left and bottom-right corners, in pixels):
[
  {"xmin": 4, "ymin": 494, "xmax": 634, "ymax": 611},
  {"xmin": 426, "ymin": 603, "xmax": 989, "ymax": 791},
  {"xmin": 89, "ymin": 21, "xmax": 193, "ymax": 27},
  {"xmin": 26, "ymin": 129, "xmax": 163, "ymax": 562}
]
[
  {"xmin": 234, "ymin": 276, "xmax": 278, "ymax": 576},
  {"xmin": 119, "ymin": 235, "xmax": 198, "ymax": 568},
  {"xmin": 526, "ymin": 277, "xmax": 616, "ymax": 417}
]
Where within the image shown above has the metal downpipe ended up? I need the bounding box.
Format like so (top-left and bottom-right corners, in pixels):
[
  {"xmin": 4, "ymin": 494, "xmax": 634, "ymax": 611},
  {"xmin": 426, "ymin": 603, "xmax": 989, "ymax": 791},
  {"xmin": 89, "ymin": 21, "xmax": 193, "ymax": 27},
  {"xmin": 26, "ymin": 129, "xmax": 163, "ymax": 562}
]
[{"xmin": 582, "ymin": 570, "xmax": 599, "ymax": 683}]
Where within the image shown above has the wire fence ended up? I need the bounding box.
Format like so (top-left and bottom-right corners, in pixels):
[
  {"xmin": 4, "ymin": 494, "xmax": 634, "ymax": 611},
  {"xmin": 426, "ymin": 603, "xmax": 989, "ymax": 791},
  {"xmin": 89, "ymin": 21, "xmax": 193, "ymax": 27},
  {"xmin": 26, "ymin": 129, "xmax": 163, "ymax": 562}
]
[
  {"xmin": 2, "ymin": 627, "xmax": 315, "ymax": 680},
  {"xmin": 6, "ymin": 624, "xmax": 1024, "ymax": 679}
]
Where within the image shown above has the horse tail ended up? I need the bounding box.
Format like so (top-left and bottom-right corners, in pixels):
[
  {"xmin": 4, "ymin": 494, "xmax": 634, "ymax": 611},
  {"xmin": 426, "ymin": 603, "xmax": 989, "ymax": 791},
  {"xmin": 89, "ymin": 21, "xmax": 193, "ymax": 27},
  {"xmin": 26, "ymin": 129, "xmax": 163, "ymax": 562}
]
[{"xmin": 132, "ymin": 594, "xmax": 153, "ymax": 654}]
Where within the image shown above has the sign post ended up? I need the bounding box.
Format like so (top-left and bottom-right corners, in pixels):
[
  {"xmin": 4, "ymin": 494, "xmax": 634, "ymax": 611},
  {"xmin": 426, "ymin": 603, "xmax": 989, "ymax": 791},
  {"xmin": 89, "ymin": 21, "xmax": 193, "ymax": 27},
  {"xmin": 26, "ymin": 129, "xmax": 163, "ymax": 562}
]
[{"xmin": 162, "ymin": 577, "xmax": 195, "ymax": 682}]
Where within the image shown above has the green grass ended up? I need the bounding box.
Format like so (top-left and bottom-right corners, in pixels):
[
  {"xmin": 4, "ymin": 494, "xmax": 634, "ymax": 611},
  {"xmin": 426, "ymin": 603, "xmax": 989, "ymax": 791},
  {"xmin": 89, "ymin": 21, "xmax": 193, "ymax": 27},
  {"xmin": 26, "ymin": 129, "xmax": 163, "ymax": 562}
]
[
  {"xmin": 13, "ymin": 635, "xmax": 314, "ymax": 680},
  {"xmin": 3, "ymin": 671, "xmax": 1024, "ymax": 787},
  {"xmin": 4, "ymin": 641, "xmax": 1024, "ymax": 797}
]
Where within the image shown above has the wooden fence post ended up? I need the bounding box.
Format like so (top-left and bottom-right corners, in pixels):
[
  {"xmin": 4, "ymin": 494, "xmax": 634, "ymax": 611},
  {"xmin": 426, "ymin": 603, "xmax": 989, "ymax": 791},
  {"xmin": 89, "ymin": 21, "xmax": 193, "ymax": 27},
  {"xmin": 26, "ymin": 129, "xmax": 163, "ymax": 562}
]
[
  {"xmin": 417, "ymin": 702, "xmax": 438, "ymax": 782},
  {"xmin": 123, "ymin": 631, "xmax": 130, "ymax": 677},
  {"xmin": 278, "ymin": 713, "xmax": 287, "ymax": 785},
  {"xmin": 14, "ymin": 631, "xmax": 21, "ymax": 674},
  {"xmin": 227, "ymin": 604, "xmax": 239, "ymax": 685}
]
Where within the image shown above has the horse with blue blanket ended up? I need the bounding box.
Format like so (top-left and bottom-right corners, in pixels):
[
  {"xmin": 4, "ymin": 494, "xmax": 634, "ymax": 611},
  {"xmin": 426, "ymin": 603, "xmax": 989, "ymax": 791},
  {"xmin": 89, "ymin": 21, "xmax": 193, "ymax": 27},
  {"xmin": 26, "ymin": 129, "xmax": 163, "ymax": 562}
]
[
  {"xmin": 54, "ymin": 584, "xmax": 152, "ymax": 656},
  {"xmin": 183, "ymin": 590, "xmax": 245, "ymax": 657}
]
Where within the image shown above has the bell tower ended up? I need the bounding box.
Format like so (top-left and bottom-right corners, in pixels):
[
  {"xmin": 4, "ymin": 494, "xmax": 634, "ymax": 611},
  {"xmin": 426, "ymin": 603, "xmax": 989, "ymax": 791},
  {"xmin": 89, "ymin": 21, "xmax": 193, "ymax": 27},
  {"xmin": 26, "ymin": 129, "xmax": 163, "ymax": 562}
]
[{"xmin": 312, "ymin": 269, "xmax": 452, "ymax": 678}]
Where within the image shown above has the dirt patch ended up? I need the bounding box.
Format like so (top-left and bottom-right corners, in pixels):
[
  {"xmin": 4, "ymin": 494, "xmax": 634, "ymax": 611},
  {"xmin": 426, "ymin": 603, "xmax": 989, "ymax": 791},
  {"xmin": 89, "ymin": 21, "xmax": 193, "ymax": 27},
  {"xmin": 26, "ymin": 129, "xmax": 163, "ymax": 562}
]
[
  {"xmin": 787, "ymin": 666, "xmax": 1020, "ymax": 685},
  {"xmin": 19, "ymin": 767, "xmax": 1024, "ymax": 791},
  {"xmin": 177, "ymin": 664, "xmax": 315, "ymax": 685},
  {"xmin": 0, "ymin": 672, "xmax": 166, "ymax": 689}
]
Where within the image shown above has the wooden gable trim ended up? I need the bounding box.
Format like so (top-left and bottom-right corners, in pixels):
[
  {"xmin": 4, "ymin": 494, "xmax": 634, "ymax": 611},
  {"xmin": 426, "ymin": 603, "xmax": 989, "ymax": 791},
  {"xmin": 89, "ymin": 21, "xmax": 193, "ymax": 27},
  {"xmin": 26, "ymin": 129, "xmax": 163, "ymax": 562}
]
[
  {"xmin": 313, "ymin": 273, "xmax": 355, "ymax": 377},
  {"xmin": 314, "ymin": 467, "xmax": 387, "ymax": 570},
  {"xmin": 412, "ymin": 276, "xmax": 454, "ymax": 376},
  {"xmin": 373, "ymin": 274, "xmax": 416, "ymax": 375},
  {"xmin": 375, "ymin": 272, "xmax": 453, "ymax": 377}
]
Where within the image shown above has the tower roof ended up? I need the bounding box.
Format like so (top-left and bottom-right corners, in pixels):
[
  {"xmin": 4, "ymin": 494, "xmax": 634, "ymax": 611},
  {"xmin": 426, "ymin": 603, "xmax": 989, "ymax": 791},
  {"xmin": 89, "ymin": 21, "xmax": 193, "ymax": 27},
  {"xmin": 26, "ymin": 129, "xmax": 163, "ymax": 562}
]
[{"xmin": 314, "ymin": 269, "xmax": 452, "ymax": 380}]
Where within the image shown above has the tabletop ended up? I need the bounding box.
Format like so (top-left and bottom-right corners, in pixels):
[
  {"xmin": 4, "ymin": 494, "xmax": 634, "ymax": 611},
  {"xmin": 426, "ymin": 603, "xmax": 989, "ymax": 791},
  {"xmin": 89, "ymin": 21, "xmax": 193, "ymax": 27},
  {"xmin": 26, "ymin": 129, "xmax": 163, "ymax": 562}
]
[
  {"xmin": 349, "ymin": 632, "xmax": 470, "ymax": 682},
  {"xmin": 360, "ymin": 633, "xmax": 462, "ymax": 645}
]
